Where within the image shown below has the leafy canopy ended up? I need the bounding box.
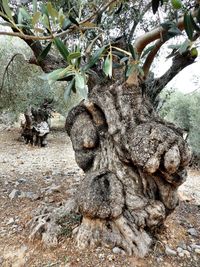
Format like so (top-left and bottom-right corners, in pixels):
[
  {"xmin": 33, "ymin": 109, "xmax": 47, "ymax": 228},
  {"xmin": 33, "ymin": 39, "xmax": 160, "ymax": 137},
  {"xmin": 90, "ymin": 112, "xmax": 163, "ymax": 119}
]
[{"xmin": 0, "ymin": 0, "xmax": 199, "ymax": 102}]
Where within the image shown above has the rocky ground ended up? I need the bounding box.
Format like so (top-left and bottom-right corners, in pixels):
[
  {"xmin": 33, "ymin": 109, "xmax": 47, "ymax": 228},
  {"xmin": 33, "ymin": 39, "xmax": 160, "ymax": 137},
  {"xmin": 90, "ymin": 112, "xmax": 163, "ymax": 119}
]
[{"xmin": 0, "ymin": 124, "xmax": 200, "ymax": 267}]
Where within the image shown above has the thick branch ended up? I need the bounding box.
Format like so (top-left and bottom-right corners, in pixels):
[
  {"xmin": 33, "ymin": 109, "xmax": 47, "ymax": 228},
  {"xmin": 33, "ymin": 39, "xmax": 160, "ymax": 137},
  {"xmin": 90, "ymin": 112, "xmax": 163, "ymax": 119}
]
[
  {"xmin": 134, "ymin": 8, "xmax": 198, "ymax": 57},
  {"xmin": 142, "ymin": 40, "xmax": 163, "ymax": 78},
  {"xmin": 134, "ymin": 16, "xmax": 185, "ymax": 55},
  {"xmin": 146, "ymin": 51, "xmax": 196, "ymax": 102}
]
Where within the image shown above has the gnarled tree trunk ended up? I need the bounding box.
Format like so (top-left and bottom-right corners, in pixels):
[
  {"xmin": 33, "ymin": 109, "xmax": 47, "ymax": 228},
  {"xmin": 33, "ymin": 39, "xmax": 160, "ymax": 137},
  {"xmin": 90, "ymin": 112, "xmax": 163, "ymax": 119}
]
[{"xmin": 65, "ymin": 80, "xmax": 191, "ymax": 257}]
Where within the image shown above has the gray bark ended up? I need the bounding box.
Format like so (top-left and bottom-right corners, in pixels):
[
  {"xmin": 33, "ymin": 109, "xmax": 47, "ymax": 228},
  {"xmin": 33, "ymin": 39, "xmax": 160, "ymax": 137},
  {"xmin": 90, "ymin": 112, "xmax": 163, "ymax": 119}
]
[{"xmin": 65, "ymin": 81, "xmax": 191, "ymax": 257}]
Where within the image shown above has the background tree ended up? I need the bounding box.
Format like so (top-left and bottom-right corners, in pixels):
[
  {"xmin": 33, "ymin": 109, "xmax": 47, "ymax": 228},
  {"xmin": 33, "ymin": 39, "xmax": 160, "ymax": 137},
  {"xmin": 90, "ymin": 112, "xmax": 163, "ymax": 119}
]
[
  {"xmin": 160, "ymin": 90, "xmax": 200, "ymax": 163},
  {"xmin": 0, "ymin": 0, "xmax": 200, "ymax": 257}
]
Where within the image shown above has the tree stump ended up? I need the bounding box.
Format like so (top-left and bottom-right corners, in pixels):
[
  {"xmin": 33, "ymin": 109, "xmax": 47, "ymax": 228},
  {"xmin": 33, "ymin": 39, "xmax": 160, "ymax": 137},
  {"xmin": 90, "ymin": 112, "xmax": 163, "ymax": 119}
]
[{"xmin": 65, "ymin": 81, "xmax": 191, "ymax": 257}]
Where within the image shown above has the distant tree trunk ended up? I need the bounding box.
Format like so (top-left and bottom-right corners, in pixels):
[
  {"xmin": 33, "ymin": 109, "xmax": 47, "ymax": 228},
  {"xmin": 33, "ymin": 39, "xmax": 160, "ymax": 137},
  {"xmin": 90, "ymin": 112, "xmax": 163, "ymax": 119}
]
[{"xmin": 65, "ymin": 80, "xmax": 191, "ymax": 257}]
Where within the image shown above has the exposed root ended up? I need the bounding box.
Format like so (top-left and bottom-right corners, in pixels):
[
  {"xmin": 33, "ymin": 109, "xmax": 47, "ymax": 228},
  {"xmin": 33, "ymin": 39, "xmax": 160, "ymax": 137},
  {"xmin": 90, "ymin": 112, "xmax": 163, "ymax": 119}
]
[
  {"xmin": 28, "ymin": 198, "xmax": 79, "ymax": 247},
  {"xmin": 75, "ymin": 215, "xmax": 152, "ymax": 257}
]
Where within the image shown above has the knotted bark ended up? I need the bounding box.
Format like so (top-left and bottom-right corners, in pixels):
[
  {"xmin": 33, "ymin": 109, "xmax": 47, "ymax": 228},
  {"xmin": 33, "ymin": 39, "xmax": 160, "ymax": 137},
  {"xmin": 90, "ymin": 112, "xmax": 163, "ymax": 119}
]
[{"xmin": 65, "ymin": 81, "xmax": 191, "ymax": 257}]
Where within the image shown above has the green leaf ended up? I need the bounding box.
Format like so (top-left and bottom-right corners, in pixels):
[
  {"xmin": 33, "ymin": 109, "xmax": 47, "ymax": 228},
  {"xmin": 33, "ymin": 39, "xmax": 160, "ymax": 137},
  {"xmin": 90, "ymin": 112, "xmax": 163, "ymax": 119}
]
[
  {"xmin": 190, "ymin": 13, "xmax": 200, "ymax": 32},
  {"xmin": 128, "ymin": 43, "xmax": 137, "ymax": 60},
  {"xmin": 112, "ymin": 50, "xmax": 125, "ymax": 59},
  {"xmin": 168, "ymin": 26, "xmax": 183, "ymax": 36},
  {"xmin": 18, "ymin": 7, "xmax": 31, "ymax": 21},
  {"xmin": 41, "ymin": 68, "xmax": 74, "ymax": 83},
  {"xmin": 178, "ymin": 39, "xmax": 191, "ymax": 54},
  {"xmin": 47, "ymin": 2, "xmax": 58, "ymax": 20},
  {"xmin": 67, "ymin": 52, "xmax": 81, "ymax": 64},
  {"xmin": 82, "ymin": 46, "xmax": 106, "ymax": 71},
  {"xmin": 18, "ymin": 10, "xmax": 23, "ymax": 25},
  {"xmin": 103, "ymin": 54, "xmax": 112, "ymax": 77},
  {"xmin": 184, "ymin": 13, "xmax": 194, "ymax": 40},
  {"xmin": 58, "ymin": 8, "xmax": 65, "ymax": 27},
  {"xmin": 2, "ymin": 0, "xmax": 12, "ymax": 19},
  {"xmin": 161, "ymin": 21, "xmax": 175, "ymax": 30},
  {"xmin": 41, "ymin": 13, "xmax": 50, "ymax": 30},
  {"xmin": 75, "ymin": 73, "xmax": 88, "ymax": 99},
  {"xmin": 64, "ymin": 78, "xmax": 75, "ymax": 102},
  {"xmin": 41, "ymin": 3, "xmax": 48, "ymax": 16},
  {"xmin": 168, "ymin": 44, "xmax": 181, "ymax": 50},
  {"xmin": 32, "ymin": 11, "xmax": 41, "ymax": 26},
  {"xmin": 37, "ymin": 42, "xmax": 52, "ymax": 62},
  {"xmin": 69, "ymin": 15, "xmax": 79, "ymax": 26},
  {"xmin": 54, "ymin": 37, "xmax": 69, "ymax": 61},
  {"xmin": 120, "ymin": 56, "xmax": 129, "ymax": 63},
  {"xmin": 141, "ymin": 45, "xmax": 155, "ymax": 58},
  {"xmin": 33, "ymin": 0, "xmax": 37, "ymax": 13}
]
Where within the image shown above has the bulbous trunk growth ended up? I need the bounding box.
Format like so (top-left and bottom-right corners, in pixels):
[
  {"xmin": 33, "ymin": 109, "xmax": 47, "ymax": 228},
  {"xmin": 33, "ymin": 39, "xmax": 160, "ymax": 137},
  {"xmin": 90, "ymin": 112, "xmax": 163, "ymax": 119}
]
[{"xmin": 65, "ymin": 81, "xmax": 191, "ymax": 257}]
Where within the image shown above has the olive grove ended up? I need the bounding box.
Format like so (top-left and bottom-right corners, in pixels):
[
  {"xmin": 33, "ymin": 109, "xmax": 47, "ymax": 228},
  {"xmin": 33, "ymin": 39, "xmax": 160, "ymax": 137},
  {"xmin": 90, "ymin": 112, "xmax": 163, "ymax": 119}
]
[{"xmin": 0, "ymin": 0, "xmax": 200, "ymax": 257}]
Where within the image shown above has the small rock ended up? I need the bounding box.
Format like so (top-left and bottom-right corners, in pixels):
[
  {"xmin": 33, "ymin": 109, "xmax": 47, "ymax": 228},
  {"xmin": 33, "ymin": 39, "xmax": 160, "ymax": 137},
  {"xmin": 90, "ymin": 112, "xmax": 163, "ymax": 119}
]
[
  {"xmin": 156, "ymin": 257, "xmax": 163, "ymax": 263},
  {"xmin": 18, "ymin": 178, "xmax": 27, "ymax": 183},
  {"xmin": 191, "ymin": 244, "xmax": 200, "ymax": 250},
  {"xmin": 25, "ymin": 192, "xmax": 40, "ymax": 201},
  {"xmin": 178, "ymin": 241, "xmax": 187, "ymax": 250},
  {"xmin": 107, "ymin": 254, "xmax": 114, "ymax": 261},
  {"xmin": 177, "ymin": 247, "xmax": 183, "ymax": 253},
  {"xmin": 15, "ymin": 181, "xmax": 20, "ymax": 187},
  {"xmin": 112, "ymin": 247, "xmax": 125, "ymax": 255},
  {"xmin": 7, "ymin": 217, "xmax": 15, "ymax": 225},
  {"xmin": 9, "ymin": 189, "xmax": 21, "ymax": 200},
  {"xmin": 98, "ymin": 253, "xmax": 105, "ymax": 259},
  {"xmin": 194, "ymin": 248, "xmax": 200, "ymax": 255},
  {"xmin": 183, "ymin": 250, "xmax": 190, "ymax": 258},
  {"xmin": 165, "ymin": 246, "xmax": 177, "ymax": 256},
  {"xmin": 178, "ymin": 252, "xmax": 184, "ymax": 257},
  {"xmin": 188, "ymin": 228, "xmax": 198, "ymax": 237}
]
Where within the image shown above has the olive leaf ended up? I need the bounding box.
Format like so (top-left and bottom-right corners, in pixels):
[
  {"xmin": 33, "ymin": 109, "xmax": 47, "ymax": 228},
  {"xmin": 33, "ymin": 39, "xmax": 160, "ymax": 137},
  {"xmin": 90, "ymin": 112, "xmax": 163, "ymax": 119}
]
[
  {"xmin": 75, "ymin": 73, "xmax": 88, "ymax": 99},
  {"xmin": 54, "ymin": 38, "xmax": 69, "ymax": 61}
]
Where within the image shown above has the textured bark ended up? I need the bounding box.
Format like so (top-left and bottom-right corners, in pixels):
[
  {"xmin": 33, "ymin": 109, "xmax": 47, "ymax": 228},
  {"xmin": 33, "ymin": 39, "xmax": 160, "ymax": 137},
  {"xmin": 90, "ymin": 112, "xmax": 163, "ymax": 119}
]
[{"xmin": 66, "ymin": 80, "xmax": 191, "ymax": 257}]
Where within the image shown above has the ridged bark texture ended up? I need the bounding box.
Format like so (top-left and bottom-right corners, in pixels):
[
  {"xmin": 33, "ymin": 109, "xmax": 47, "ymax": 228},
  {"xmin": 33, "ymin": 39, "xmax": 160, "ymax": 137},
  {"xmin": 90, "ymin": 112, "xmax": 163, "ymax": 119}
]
[{"xmin": 65, "ymin": 81, "xmax": 191, "ymax": 257}]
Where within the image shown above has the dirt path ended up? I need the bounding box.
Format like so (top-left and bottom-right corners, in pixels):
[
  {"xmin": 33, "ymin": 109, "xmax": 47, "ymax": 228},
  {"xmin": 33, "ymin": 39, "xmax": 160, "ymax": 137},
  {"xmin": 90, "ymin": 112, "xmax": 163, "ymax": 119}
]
[{"xmin": 0, "ymin": 127, "xmax": 200, "ymax": 267}]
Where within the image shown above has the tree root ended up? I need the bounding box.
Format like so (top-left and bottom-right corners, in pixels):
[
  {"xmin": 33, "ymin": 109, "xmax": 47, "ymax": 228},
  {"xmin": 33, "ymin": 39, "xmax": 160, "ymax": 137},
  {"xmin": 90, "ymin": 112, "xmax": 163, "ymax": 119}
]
[
  {"xmin": 28, "ymin": 198, "xmax": 79, "ymax": 247},
  {"xmin": 75, "ymin": 215, "xmax": 152, "ymax": 257}
]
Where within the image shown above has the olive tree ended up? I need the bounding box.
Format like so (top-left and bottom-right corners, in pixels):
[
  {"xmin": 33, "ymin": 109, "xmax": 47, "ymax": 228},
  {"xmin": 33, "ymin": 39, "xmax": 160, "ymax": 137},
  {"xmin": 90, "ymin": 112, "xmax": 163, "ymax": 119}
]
[{"xmin": 0, "ymin": 0, "xmax": 199, "ymax": 257}]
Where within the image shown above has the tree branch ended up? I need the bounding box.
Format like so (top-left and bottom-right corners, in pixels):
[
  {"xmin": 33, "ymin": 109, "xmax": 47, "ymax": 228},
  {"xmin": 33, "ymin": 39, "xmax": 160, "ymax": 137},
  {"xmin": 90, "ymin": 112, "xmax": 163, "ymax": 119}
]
[
  {"xmin": 134, "ymin": 9, "xmax": 198, "ymax": 57},
  {"xmin": 142, "ymin": 39, "xmax": 163, "ymax": 78},
  {"xmin": 128, "ymin": 2, "xmax": 152, "ymax": 43},
  {"xmin": 134, "ymin": 16, "xmax": 185, "ymax": 56},
  {"xmin": 0, "ymin": 53, "xmax": 22, "ymax": 94},
  {"xmin": 146, "ymin": 51, "xmax": 196, "ymax": 103}
]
